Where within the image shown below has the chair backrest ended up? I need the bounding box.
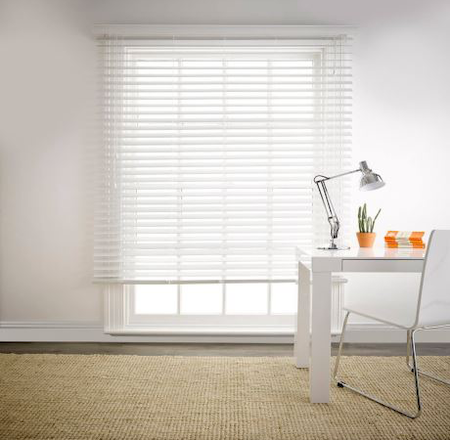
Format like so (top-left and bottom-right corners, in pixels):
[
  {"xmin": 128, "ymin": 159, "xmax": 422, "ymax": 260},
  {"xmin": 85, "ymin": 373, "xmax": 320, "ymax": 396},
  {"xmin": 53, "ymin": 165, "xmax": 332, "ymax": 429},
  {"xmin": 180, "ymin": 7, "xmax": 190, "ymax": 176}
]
[{"xmin": 415, "ymin": 230, "xmax": 450, "ymax": 328}]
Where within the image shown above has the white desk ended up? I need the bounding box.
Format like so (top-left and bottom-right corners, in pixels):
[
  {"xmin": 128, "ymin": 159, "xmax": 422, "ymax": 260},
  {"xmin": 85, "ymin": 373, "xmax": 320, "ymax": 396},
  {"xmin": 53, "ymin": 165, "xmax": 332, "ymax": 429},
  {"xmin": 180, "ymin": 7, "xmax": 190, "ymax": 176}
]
[{"xmin": 294, "ymin": 246, "xmax": 426, "ymax": 403}]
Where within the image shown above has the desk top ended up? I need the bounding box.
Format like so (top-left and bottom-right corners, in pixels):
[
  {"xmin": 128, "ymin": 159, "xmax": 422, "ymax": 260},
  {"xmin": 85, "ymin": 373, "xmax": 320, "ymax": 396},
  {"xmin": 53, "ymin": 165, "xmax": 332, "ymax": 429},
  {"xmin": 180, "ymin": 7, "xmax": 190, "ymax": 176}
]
[{"xmin": 296, "ymin": 246, "xmax": 426, "ymax": 261}]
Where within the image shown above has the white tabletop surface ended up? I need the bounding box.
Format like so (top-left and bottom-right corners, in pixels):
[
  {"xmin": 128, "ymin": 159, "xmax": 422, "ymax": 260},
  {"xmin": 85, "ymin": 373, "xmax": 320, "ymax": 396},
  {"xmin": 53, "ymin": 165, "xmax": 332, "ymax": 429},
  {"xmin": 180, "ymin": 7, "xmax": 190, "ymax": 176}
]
[{"xmin": 296, "ymin": 246, "xmax": 426, "ymax": 260}]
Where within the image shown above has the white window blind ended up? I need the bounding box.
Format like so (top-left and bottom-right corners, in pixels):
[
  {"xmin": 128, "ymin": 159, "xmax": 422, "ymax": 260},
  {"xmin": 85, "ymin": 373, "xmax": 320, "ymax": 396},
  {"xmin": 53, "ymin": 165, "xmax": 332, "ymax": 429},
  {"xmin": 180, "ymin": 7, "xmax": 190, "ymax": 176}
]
[{"xmin": 95, "ymin": 29, "xmax": 352, "ymax": 283}]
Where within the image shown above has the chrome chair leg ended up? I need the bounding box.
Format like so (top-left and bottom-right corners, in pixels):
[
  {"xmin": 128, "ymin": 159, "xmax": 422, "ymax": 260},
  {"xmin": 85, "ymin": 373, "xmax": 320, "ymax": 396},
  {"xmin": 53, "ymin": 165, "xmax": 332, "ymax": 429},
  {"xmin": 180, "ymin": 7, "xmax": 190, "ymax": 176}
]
[
  {"xmin": 406, "ymin": 327, "xmax": 450, "ymax": 386},
  {"xmin": 334, "ymin": 321, "xmax": 422, "ymax": 419},
  {"xmin": 406, "ymin": 329, "xmax": 411, "ymax": 368},
  {"xmin": 333, "ymin": 311, "xmax": 350, "ymax": 380},
  {"xmin": 410, "ymin": 330, "xmax": 422, "ymax": 416}
]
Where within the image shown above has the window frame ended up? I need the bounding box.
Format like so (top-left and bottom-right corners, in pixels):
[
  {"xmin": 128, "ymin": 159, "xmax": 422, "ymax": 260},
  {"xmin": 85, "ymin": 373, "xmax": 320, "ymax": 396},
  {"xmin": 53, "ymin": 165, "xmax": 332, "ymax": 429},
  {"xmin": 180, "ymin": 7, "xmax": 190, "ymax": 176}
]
[
  {"xmin": 104, "ymin": 278, "xmax": 346, "ymax": 336},
  {"xmin": 97, "ymin": 25, "xmax": 354, "ymax": 338}
]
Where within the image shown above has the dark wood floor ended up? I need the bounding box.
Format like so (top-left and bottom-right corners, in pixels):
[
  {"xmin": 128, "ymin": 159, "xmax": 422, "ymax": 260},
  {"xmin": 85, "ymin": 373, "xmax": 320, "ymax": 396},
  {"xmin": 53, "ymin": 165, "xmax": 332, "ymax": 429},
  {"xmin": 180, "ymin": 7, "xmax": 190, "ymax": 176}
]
[{"xmin": 1, "ymin": 342, "xmax": 450, "ymax": 356}]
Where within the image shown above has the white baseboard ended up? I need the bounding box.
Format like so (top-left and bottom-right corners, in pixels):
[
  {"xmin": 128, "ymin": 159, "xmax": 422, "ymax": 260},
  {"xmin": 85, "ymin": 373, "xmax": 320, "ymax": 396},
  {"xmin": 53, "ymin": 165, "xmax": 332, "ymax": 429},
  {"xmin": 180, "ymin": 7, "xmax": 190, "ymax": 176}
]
[
  {"xmin": 1, "ymin": 321, "xmax": 450, "ymax": 344},
  {"xmin": 341, "ymin": 324, "xmax": 450, "ymax": 343}
]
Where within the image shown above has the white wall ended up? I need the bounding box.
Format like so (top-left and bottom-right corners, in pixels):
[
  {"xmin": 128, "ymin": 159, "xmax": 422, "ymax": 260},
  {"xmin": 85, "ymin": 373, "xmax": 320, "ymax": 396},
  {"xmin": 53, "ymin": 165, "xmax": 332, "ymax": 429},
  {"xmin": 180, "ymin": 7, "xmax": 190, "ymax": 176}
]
[
  {"xmin": 0, "ymin": 0, "xmax": 101, "ymax": 325},
  {"xmin": 0, "ymin": 0, "xmax": 449, "ymax": 340},
  {"xmin": 347, "ymin": 4, "xmax": 450, "ymax": 328}
]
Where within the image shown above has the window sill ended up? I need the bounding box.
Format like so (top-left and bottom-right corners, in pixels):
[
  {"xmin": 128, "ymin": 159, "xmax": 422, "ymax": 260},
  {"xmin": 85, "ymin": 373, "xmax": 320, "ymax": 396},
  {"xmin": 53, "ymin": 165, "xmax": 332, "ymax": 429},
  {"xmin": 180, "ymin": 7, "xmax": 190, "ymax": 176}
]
[{"xmin": 106, "ymin": 325, "xmax": 296, "ymax": 336}]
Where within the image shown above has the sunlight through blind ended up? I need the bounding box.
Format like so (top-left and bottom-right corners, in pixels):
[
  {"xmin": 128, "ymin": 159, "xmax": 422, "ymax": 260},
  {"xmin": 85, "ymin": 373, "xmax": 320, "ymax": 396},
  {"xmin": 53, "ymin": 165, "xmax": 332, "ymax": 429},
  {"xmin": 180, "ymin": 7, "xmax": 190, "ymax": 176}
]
[{"xmin": 95, "ymin": 31, "xmax": 352, "ymax": 282}]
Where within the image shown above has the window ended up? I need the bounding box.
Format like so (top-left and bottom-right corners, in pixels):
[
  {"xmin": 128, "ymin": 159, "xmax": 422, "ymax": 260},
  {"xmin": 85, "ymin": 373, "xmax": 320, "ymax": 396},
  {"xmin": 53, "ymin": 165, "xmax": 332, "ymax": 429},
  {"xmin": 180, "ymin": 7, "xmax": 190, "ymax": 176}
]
[{"xmin": 95, "ymin": 27, "xmax": 352, "ymax": 334}]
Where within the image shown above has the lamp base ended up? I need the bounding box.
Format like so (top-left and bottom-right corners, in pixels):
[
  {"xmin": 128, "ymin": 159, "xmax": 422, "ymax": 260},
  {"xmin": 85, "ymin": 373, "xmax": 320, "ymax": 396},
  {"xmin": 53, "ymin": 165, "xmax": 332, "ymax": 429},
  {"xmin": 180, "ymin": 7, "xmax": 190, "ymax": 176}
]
[{"xmin": 317, "ymin": 245, "xmax": 350, "ymax": 250}]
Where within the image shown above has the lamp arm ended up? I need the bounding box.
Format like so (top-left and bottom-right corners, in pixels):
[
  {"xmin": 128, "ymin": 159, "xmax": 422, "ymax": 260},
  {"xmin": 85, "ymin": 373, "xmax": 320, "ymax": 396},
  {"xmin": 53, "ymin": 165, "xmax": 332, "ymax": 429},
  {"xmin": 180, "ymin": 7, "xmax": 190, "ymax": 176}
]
[
  {"xmin": 315, "ymin": 179, "xmax": 340, "ymax": 248},
  {"xmin": 314, "ymin": 168, "xmax": 360, "ymax": 183},
  {"xmin": 313, "ymin": 169, "xmax": 359, "ymax": 249}
]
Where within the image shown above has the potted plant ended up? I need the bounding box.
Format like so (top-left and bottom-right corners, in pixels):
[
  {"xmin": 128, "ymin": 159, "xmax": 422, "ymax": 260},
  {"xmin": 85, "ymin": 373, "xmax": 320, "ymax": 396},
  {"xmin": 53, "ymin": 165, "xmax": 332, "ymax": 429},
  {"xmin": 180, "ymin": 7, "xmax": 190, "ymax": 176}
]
[{"xmin": 357, "ymin": 203, "xmax": 381, "ymax": 247}]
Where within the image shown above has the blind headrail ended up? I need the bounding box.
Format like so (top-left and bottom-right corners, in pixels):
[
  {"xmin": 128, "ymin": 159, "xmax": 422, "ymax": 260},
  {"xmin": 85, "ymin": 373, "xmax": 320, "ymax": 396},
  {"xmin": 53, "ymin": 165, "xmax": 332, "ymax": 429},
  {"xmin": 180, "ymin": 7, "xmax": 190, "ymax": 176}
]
[{"xmin": 93, "ymin": 24, "xmax": 357, "ymax": 39}]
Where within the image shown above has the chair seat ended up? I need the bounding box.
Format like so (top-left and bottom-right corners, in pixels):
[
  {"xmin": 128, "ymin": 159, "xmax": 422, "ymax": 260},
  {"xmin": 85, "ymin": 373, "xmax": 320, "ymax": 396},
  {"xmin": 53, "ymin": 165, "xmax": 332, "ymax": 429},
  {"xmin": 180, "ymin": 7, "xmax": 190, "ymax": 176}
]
[{"xmin": 344, "ymin": 284, "xmax": 420, "ymax": 329}]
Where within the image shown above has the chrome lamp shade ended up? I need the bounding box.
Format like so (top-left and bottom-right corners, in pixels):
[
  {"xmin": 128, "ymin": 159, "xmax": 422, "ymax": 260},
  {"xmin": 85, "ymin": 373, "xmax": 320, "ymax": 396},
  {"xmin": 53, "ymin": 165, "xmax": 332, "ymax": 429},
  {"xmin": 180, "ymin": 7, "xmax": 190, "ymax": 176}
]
[
  {"xmin": 314, "ymin": 160, "xmax": 385, "ymax": 250},
  {"xmin": 359, "ymin": 161, "xmax": 385, "ymax": 191}
]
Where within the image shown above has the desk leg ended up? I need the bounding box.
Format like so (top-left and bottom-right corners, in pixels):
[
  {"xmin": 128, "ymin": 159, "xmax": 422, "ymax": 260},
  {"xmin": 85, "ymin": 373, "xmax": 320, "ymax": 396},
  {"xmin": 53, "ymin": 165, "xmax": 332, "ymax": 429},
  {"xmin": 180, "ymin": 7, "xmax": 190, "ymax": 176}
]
[
  {"xmin": 310, "ymin": 271, "xmax": 332, "ymax": 403},
  {"xmin": 294, "ymin": 261, "xmax": 311, "ymax": 368}
]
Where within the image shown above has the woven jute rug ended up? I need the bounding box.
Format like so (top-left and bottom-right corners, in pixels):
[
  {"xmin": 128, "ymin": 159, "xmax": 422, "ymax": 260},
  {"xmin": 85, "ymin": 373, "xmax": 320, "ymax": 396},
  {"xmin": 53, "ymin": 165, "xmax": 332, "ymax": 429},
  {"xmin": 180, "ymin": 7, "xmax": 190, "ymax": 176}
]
[{"xmin": 0, "ymin": 354, "xmax": 449, "ymax": 440}]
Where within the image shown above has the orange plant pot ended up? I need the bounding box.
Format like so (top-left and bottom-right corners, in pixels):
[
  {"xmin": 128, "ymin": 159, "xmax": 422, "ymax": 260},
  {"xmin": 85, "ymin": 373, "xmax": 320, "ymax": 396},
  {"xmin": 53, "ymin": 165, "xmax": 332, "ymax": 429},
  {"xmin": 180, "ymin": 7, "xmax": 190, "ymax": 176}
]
[{"xmin": 357, "ymin": 232, "xmax": 376, "ymax": 248}]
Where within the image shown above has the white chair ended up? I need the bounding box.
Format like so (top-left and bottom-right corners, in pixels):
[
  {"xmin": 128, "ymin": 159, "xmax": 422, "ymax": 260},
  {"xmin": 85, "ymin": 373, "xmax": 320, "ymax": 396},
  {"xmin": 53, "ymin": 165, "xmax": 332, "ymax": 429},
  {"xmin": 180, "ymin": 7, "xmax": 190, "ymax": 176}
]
[{"xmin": 334, "ymin": 229, "xmax": 450, "ymax": 418}]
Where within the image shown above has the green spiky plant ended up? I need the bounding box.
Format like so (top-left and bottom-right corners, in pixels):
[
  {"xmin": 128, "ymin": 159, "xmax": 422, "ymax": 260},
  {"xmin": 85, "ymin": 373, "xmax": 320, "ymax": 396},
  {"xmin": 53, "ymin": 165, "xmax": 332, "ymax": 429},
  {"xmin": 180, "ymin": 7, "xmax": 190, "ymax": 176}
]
[{"xmin": 358, "ymin": 203, "xmax": 381, "ymax": 233}]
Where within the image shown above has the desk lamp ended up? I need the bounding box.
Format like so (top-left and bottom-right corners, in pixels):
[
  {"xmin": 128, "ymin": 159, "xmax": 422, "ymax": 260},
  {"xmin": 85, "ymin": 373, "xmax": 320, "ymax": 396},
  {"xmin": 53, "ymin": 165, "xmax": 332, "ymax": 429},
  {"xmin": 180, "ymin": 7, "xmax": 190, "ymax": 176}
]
[{"xmin": 314, "ymin": 161, "xmax": 385, "ymax": 250}]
